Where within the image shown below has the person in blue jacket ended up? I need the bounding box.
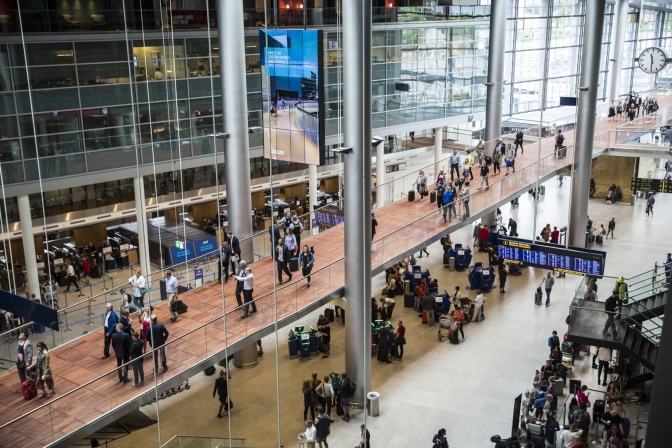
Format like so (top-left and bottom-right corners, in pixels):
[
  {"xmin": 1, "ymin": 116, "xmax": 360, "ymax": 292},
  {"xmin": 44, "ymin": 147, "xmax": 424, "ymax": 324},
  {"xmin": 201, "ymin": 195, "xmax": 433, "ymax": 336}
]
[
  {"xmin": 102, "ymin": 303, "xmax": 118, "ymax": 359},
  {"xmin": 442, "ymin": 188, "xmax": 455, "ymax": 223},
  {"xmin": 298, "ymin": 245, "xmax": 315, "ymax": 288}
]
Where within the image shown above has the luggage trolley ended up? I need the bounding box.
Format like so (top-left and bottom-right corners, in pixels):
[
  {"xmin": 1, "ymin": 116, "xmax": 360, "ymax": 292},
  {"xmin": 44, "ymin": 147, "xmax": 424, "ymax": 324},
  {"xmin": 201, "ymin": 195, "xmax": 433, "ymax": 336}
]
[
  {"xmin": 438, "ymin": 314, "xmax": 453, "ymax": 341},
  {"xmin": 457, "ymin": 297, "xmax": 474, "ymax": 322}
]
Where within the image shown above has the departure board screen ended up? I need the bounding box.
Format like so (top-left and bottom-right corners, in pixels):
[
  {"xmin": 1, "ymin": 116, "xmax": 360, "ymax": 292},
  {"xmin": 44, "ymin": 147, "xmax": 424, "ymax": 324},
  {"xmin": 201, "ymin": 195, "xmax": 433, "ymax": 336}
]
[{"xmin": 497, "ymin": 237, "xmax": 605, "ymax": 276}]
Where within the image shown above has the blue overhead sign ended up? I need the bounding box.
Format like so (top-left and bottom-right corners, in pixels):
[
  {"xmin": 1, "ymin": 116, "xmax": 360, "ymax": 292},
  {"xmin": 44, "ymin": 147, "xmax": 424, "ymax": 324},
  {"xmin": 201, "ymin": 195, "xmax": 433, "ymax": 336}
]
[
  {"xmin": 194, "ymin": 237, "xmax": 217, "ymax": 258},
  {"xmin": 169, "ymin": 242, "xmax": 196, "ymax": 265}
]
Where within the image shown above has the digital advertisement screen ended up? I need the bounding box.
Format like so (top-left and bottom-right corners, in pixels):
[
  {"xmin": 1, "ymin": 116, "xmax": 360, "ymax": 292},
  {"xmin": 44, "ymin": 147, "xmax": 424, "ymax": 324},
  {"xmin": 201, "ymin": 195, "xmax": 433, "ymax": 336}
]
[
  {"xmin": 260, "ymin": 29, "xmax": 324, "ymax": 165},
  {"xmin": 497, "ymin": 236, "xmax": 606, "ymax": 276}
]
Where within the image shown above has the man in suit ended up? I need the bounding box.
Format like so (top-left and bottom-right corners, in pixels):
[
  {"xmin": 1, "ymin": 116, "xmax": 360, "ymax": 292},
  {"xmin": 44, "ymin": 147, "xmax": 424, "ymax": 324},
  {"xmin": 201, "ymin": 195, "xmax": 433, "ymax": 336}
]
[
  {"xmin": 111, "ymin": 323, "xmax": 132, "ymax": 383},
  {"xmin": 273, "ymin": 237, "xmax": 293, "ymax": 285},
  {"xmin": 227, "ymin": 231, "xmax": 241, "ymax": 273},
  {"xmin": 102, "ymin": 303, "xmax": 118, "ymax": 359},
  {"xmin": 148, "ymin": 315, "xmax": 169, "ymax": 373},
  {"xmin": 234, "ymin": 260, "xmax": 247, "ymax": 307},
  {"xmin": 495, "ymin": 138, "xmax": 505, "ymax": 155},
  {"xmin": 269, "ymin": 220, "xmax": 281, "ymax": 247},
  {"xmin": 635, "ymin": 94, "xmax": 642, "ymax": 116}
]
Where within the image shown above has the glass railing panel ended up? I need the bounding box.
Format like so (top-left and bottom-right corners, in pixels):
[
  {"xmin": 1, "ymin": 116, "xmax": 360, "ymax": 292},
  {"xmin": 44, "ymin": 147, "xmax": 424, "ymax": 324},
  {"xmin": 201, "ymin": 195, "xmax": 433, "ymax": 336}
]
[{"xmin": 568, "ymin": 306, "xmax": 627, "ymax": 344}]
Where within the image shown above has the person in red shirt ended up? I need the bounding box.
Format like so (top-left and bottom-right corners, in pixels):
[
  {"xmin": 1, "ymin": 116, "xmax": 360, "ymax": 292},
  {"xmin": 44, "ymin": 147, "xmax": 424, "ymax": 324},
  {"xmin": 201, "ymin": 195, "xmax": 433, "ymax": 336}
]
[
  {"xmin": 550, "ymin": 226, "xmax": 560, "ymax": 244},
  {"xmin": 82, "ymin": 257, "xmax": 91, "ymax": 285},
  {"xmin": 394, "ymin": 320, "xmax": 406, "ymax": 360},
  {"xmin": 452, "ymin": 306, "xmax": 465, "ymax": 341}
]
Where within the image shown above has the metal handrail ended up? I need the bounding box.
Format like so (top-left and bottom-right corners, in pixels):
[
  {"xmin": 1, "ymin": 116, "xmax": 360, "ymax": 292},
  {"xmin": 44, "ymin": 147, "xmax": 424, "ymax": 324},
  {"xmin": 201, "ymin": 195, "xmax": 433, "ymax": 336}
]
[{"xmin": 162, "ymin": 435, "xmax": 247, "ymax": 448}]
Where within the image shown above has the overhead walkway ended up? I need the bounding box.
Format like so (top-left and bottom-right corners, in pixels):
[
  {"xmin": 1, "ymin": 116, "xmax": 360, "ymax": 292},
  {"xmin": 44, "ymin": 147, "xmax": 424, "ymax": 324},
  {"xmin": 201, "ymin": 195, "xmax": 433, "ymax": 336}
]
[
  {"xmin": 2, "ymin": 93, "xmax": 672, "ymax": 447},
  {"xmin": 566, "ymin": 266, "xmax": 668, "ymax": 385}
]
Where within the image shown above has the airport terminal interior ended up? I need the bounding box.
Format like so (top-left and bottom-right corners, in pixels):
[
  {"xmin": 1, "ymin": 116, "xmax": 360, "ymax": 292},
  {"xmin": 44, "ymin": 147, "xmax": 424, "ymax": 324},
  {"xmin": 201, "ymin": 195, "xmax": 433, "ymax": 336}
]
[{"xmin": 1, "ymin": 0, "xmax": 672, "ymax": 447}]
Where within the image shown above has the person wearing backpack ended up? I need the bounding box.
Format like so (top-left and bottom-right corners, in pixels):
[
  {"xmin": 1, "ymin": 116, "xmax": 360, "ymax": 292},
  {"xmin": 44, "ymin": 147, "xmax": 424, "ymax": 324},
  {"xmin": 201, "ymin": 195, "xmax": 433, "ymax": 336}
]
[
  {"xmin": 646, "ymin": 193, "xmax": 656, "ymax": 216},
  {"xmin": 555, "ymin": 131, "xmax": 564, "ymax": 156},
  {"xmin": 432, "ymin": 428, "xmax": 449, "ymax": 448},
  {"xmin": 545, "ymin": 413, "xmax": 560, "ymax": 446},
  {"xmin": 315, "ymin": 406, "xmax": 331, "ymax": 448},
  {"xmin": 572, "ymin": 403, "xmax": 591, "ymax": 445},
  {"xmin": 340, "ymin": 372, "xmax": 352, "ymax": 421},
  {"xmin": 607, "ymin": 218, "xmax": 615, "ymax": 238}
]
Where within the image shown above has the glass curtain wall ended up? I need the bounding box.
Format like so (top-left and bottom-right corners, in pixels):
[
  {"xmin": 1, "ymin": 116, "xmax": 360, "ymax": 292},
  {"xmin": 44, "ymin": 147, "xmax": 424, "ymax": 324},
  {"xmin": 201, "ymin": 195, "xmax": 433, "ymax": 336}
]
[{"xmin": 503, "ymin": 0, "xmax": 613, "ymax": 115}]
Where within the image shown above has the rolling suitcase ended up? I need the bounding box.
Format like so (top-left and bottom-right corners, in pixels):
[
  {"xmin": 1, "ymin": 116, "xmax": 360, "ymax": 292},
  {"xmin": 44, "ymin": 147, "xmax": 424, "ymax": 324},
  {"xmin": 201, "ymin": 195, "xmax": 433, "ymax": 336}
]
[
  {"xmin": 408, "ymin": 190, "xmax": 415, "ymax": 202},
  {"xmin": 554, "ymin": 377, "xmax": 564, "ymax": 395},
  {"xmin": 592, "ymin": 399, "xmax": 605, "ymax": 423},
  {"xmin": 422, "ymin": 310, "xmax": 428, "ymax": 324},
  {"xmin": 485, "ymin": 156, "xmax": 492, "ymax": 165},
  {"xmin": 430, "ymin": 191, "xmax": 436, "ymax": 203},
  {"xmin": 289, "ymin": 257, "xmax": 299, "ymax": 272},
  {"xmin": 22, "ymin": 378, "xmax": 37, "ymax": 400},
  {"xmin": 540, "ymin": 185, "xmax": 545, "ymax": 195},
  {"xmin": 324, "ymin": 308, "xmax": 334, "ymax": 322},
  {"xmin": 204, "ymin": 365, "xmax": 217, "ymax": 376},
  {"xmin": 404, "ymin": 292, "xmax": 414, "ymax": 308},
  {"xmin": 558, "ymin": 146, "xmax": 567, "ymax": 158}
]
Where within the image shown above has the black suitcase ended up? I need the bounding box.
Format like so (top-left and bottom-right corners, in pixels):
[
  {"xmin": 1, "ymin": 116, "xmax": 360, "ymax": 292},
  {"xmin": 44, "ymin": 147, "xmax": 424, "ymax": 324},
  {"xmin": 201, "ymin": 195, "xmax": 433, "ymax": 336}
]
[
  {"xmin": 170, "ymin": 300, "xmax": 188, "ymax": 314},
  {"xmin": 336, "ymin": 400, "xmax": 344, "ymax": 415},
  {"xmin": 324, "ymin": 308, "xmax": 334, "ymax": 322},
  {"xmin": 430, "ymin": 191, "xmax": 436, "ymax": 203},
  {"xmin": 204, "ymin": 365, "xmax": 217, "ymax": 376},
  {"xmin": 289, "ymin": 257, "xmax": 299, "ymax": 272},
  {"xmin": 408, "ymin": 190, "xmax": 415, "ymax": 201},
  {"xmin": 485, "ymin": 156, "xmax": 492, "ymax": 165},
  {"xmin": 404, "ymin": 292, "xmax": 415, "ymax": 308}
]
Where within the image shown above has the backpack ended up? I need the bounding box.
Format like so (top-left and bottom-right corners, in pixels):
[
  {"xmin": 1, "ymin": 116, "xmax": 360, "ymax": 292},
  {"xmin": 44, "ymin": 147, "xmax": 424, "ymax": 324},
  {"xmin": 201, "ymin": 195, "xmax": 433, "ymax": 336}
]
[
  {"xmin": 573, "ymin": 410, "xmax": 587, "ymax": 429},
  {"xmin": 557, "ymin": 134, "xmax": 564, "ymax": 144}
]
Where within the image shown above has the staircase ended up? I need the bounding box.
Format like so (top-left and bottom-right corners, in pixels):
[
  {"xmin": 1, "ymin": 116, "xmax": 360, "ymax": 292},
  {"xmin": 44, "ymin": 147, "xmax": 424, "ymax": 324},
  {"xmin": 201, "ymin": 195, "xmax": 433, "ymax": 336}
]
[{"xmin": 566, "ymin": 266, "xmax": 668, "ymax": 382}]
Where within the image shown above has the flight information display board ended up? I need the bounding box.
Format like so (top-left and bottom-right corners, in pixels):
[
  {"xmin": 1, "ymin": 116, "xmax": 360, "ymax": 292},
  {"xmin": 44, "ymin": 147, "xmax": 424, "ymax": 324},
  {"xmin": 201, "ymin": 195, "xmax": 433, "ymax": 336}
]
[
  {"xmin": 631, "ymin": 177, "xmax": 666, "ymax": 192},
  {"xmin": 498, "ymin": 236, "xmax": 605, "ymax": 276}
]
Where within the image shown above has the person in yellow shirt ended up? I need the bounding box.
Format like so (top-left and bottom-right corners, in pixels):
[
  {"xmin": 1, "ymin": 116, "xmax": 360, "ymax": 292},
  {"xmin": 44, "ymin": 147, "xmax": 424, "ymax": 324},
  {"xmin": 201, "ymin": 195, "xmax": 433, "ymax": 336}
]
[{"xmin": 465, "ymin": 150, "xmax": 474, "ymax": 180}]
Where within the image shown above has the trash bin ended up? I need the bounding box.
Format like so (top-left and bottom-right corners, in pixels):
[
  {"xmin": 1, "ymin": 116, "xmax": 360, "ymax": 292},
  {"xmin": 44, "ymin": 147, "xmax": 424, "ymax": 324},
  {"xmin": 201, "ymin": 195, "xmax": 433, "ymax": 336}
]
[
  {"xmin": 366, "ymin": 391, "xmax": 380, "ymax": 417},
  {"xmin": 631, "ymin": 194, "xmax": 635, "ymax": 206}
]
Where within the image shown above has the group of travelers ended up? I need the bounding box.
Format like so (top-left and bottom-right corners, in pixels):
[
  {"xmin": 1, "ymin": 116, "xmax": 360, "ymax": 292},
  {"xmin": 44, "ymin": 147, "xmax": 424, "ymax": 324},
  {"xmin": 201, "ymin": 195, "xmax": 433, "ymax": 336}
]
[{"xmin": 608, "ymin": 92, "xmax": 659, "ymax": 122}]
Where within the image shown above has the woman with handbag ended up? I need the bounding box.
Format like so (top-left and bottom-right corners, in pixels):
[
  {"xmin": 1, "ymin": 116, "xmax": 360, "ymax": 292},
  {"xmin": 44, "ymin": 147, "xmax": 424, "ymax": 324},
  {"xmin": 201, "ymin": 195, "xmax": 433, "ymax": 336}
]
[
  {"xmin": 284, "ymin": 228, "xmax": 298, "ymax": 257},
  {"xmin": 16, "ymin": 331, "xmax": 33, "ymax": 386},
  {"xmin": 27, "ymin": 341, "xmax": 54, "ymax": 398},
  {"xmin": 414, "ymin": 170, "xmax": 428, "ymax": 200},
  {"xmin": 299, "ymin": 245, "xmax": 314, "ymax": 289}
]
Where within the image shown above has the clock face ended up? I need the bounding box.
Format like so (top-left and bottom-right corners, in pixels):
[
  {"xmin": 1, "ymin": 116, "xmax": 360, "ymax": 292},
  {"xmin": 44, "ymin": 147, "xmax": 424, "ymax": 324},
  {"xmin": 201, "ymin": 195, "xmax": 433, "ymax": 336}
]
[{"xmin": 639, "ymin": 47, "xmax": 667, "ymax": 74}]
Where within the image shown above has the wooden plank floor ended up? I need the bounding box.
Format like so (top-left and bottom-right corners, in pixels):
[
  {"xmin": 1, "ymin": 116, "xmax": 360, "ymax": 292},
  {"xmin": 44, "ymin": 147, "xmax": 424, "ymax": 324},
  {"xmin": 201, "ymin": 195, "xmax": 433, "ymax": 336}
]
[{"xmin": 0, "ymin": 102, "xmax": 670, "ymax": 447}]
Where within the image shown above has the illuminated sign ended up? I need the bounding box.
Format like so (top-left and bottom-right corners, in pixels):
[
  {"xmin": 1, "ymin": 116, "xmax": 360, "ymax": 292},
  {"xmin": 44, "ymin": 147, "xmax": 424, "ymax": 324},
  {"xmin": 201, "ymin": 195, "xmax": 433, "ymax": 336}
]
[{"xmin": 498, "ymin": 236, "xmax": 605, "ymax": 276}]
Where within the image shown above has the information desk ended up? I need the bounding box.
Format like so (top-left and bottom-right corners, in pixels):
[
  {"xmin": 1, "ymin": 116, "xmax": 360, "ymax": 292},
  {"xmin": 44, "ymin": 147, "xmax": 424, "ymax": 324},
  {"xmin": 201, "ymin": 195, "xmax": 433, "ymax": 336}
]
[{"xmin": 497, "ymin": 236, "xmax": 605, "ymax": 276}]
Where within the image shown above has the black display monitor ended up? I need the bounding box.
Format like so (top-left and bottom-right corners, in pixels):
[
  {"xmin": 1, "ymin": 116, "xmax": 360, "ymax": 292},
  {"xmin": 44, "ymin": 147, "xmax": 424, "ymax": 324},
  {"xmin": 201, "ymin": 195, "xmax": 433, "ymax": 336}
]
[{"xmin": 497, "ymin": 236, "xmax": 606, "ymax": 276}]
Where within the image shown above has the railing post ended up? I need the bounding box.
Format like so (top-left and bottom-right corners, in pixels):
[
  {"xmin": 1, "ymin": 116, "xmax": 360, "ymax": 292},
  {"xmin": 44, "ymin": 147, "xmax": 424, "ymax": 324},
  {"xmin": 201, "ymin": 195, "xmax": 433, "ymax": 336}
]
[
  {"xmin": 62, "ymin": 309, "xmax": 72, "ymax": 333},
  {"xmin": 102, "ymin": 275, "xmax": 108, "ymax": 292}
]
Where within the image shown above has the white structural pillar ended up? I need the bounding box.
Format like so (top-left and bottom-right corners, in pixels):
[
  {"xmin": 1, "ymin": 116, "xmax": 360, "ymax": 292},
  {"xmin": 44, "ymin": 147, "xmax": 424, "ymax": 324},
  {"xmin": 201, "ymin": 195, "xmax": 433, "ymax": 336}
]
[
  {"xmin": 376, "ymin": 141, "xmax": 386, "ymax": 207},
  {"xmin": 607, "ymin": 0, "xmax": 629, "ymax": 102},
  {"xmin": 18, "ymin": 195, "xmax": 40, "ymax": 301},
  {"xmin": 343, "ymin": 0, "xmax": 372, "ymax": 407},
  {"xmin": 133, "ymin": 175, "xmax": 152, "ymax": 274},
  {"xmin": 569, "ymin": 0, "xmax": 607, "ymax": 247},
  {"xmin": 216, "ymin": 0, "xmax": 257, "ymax": 369},
  {"xmin": 434, "ymin": 127, "xmax": 443, "ymax": 177}
]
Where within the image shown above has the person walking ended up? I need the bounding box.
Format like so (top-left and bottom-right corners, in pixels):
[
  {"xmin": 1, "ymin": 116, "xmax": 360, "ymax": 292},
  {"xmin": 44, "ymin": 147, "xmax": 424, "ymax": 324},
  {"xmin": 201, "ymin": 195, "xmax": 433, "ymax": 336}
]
[
  {"xmin": 102, "ymin": 303, "xmax": 118, "ymax": 359},
  {"xmin": 274, "ymin": 238, "xmax": 293, "ymax": 286},
  {"xmin": 461, "ymin": 181, "xmax": 470, "ymax": 220},
  {"xmin": 492, "ymin": 145, "xmax": 501, "ymax": 175},
  {"xmin": 128, "ymin": 270, "xmax": 146, "ymax": 310},
  {"xmin": 302, "ymin": 379, "xmax": 318, "ymax": 421},
  {"xmin": 478, "ymin": 160, "xmax": 489, "ymax": 190},
  {"xmin": 234, "ymin": 260, "xmax": 247, "ymax": 307},
  {"xmin": 646, "ymin": 193, "xmax": 655, "ymax": 216},
  {"xmin": 111, "ymin": 323, "xmax": 132, "ymax": 384},
  {"xmin": 555, "ymin": 130, "xmax": 565, "ymax": 156},
  {"xmin": 119, "ymin": 308, "xmax": 132, "ymax": 336},
  {"xmin": 219, "ymin": 242, "xmax": 232, "ymax": 283},
  {"xmin": 515, "ymin": 128, "xmax": 524, "ymax": 155},
  {"xmin": 602, "ymin": 291, "xmax": 620, "ymax": 339},
  {"xmin": 227, "ymin": 231, "xmax": 241, "ymax": 273},
  {"xmin": 436, "ymin": 181, "xmax": 446, "ymax": 216},
  {"xmin": 130, "ymin": 331, "xmax": 144, "ymax": 387},
  {"xmin": 442, "ymin": 184, "xmax": 455, "ymax": 223},
  {"xmin": 213, "ymin": 369, "xmax": 231, "ymax": 418},
  {"xmin": 414, "ymin": 170, "xmax": 428, "ymax": 200},
  {"xmin": 541, "ymin": 272, "xmax": 555, "ymax": 307},
  {"xmin": 269, "ymin": 219, "xmax": 281, "ymax": 247},
  {"xmin": 82, "ymin": 257, "xmax": 91, "ymax": 285},
  {"xmin": 288, "ymin": 214, "xmax": 304, "ymax": 249},
  {"xmin": 164, "ymin": 271, "xmax": 180, "ymax": 323},
  {"xmin": 235, "ymin": 267, "xmax": 256, "ymax": 319},
  {"xmin": 498, "ymin": 264, "xmax": 508, "ymax": 293},
  {"xmin": 148, "ymin": 314, "xmax": 169, "ymax": 373},
  {"xmin": 473, "ymin": 290, "xmax": 486, "ymax": 321},
  {"xmin": 26, "ymin": 341, "xmax": 55, "ymax": 398},
  {"xmin": 64, "ymin": 260, "xmax": 80, "ymax": 292},
  {"xmin": 284, "ymin": 228, "xmax": 298, "ymax": 258},
  {"xmin": 315, "ymin": 406, "xmax": 331, "ymax": 448},
  {"xmin": 16, "ymin": 330, "xmax": 33, "ymax": 387},
  {"xmin": 505, "ymin": 144, "xmax": 516, "ymax": 175},
  {"xmin": 432, "ymin": 428, "xmax": 449, "ymax": 448},
  {"xmin": 607, "ymin": 218, "xmax": 615, "ymax": 238},
  {"xmin": 597, "ymin": 346, "xmax": 612, "ymax": 386},
  {"xmin": 465, "ymin": 150, "xmax": 475, "ymax": 180},
  {"xmin": 299, "ymin": 245, "xmax": 315, "ymax": 288},
  {"xmin": 449, "ymin": 149, "xmax": 460, "ymax": 181},
  {"xmin": 340, "ymin": 372, "xmax": 352, "ymax": 421}
]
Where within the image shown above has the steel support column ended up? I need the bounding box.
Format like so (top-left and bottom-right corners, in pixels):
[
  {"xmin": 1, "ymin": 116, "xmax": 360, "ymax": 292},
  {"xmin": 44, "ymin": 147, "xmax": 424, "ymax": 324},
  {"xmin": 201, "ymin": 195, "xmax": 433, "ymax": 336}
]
[
  {"xmin": 18, "ymin": 195, "xmax": 40, "ymax": 301},
  {"xmin": 376, "ymin": 142, "xmax": 386, "ymax": 208},
  {"xmin": 568, "ymin": 0, "xmax": 606, "ymax": 247},
  {"xmin": 216, "ymin": 0, "xmax": 257, "ymax": 368},
  {"xmin": 343, "ymin": 0, "xmax": 372, "ymax": 407},
  {"xmin": 309, "ymin": 164, "xmax": 318, "ymax": 224},
  {"xmin": 607, "ymin": 0, "xmax": 629, "ymax": 102},
  {"xmin": 434, "ymin": 127, "xmax": 443, "ymax": 177},
  {"xmin": 133, "ymin": 175, "xmax": 152, "ymax": 274},
  {"xmin": 482, "ymin": 0, "xmax": 506, "ymax": 227},
  {"xmin": 216, "ymin": 0, "xmax": 253, "ymax": 262}
]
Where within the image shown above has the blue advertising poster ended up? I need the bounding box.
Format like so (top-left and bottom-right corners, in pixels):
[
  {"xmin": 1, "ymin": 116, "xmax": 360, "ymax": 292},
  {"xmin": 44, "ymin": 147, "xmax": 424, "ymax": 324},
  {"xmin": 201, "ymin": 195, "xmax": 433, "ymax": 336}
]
[
  {"xmin": 169, "ymin": 243, "xmax": 196, "ymax": 265},
  {"xmin": 194, "ymin": 268, "xmax": 204, "ymax": 287},
  {"xmin": 260, "ymin": 29, "xmax": 324, "ymax": 165},
  {"xmin": 194, "ymin": 237, "xmax": 217, "ymax": 258}
]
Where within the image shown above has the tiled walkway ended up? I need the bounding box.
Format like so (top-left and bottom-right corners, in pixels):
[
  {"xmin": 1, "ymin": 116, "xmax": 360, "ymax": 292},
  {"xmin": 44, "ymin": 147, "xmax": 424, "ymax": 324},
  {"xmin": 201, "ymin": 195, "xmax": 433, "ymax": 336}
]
[{"xmin": 1, "ymin": 97, "xmax": 670, "ymax": 447}]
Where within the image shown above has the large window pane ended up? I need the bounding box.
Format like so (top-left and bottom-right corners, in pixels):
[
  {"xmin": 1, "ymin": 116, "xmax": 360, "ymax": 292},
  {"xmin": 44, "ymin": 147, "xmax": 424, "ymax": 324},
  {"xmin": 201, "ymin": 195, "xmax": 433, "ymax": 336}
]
[
  {"xmin": 75, "ymin": 41, "xmax": 130, "ymax": 63},
  {"xmin": 26, "ymin": 43, "xmax": 74, "ymax": 65},
  {"xmin": 79, "ymin": 84, "xmax": 132, "ymax": 107},
  {"xmin": 78, "ymin": 63, "xmax": 131, "ymax": 85},
  {"xmin": 29, "ymin": 65, "xmax": 77, "ymax": 89}
]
